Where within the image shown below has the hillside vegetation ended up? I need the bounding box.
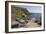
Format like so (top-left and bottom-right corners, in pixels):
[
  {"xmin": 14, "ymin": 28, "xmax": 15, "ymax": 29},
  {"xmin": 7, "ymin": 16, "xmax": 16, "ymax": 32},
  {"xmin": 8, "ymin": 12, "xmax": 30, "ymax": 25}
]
[{"xmin": 11, "ymin": 6, "xmax": 31, "ymax": 20}]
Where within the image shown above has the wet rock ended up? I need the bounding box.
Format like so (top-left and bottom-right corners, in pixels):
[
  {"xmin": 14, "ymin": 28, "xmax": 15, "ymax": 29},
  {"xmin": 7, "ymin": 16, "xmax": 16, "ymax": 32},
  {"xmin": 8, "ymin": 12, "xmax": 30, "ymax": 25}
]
[{"xmin": 11, "ymin": 24, "xmax": 19, "ymax": 28}]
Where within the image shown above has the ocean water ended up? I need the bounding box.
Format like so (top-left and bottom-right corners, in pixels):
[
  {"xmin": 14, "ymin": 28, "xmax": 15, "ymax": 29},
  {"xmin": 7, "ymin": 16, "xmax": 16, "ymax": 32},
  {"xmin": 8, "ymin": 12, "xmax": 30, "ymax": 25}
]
[{"xmin": 28, "ymin": 13, "xmax": 41, "ymax": 20}]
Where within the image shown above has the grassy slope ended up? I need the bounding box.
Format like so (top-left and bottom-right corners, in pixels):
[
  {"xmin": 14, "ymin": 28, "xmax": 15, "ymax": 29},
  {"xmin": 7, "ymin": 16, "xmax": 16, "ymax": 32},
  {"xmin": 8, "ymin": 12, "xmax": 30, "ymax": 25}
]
[{"xmin": 11, "ymin": 6, "xmax": 30, "ymax": 20}]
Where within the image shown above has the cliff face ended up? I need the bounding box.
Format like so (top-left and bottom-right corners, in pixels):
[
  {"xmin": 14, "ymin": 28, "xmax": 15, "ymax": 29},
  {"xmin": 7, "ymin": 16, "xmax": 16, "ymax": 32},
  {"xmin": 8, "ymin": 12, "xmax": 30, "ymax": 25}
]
[{"xmin": 11, "ymin": 6, "xmax": 30, "ymax": 20}]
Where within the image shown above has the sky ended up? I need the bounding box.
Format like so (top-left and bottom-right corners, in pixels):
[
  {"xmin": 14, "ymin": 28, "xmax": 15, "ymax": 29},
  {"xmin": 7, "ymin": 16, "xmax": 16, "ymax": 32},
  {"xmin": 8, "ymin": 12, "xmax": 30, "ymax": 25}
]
[{"xmin": 16, "ymin": 5, "xmax": 42, "ymax": 13}]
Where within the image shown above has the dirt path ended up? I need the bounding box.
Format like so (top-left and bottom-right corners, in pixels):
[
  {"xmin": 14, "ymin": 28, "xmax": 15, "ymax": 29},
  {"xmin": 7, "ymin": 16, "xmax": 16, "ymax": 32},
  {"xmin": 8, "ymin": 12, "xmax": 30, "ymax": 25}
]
[
  {"xmin": 11, "ymin": 20, "xmax": 41, "ymax": 28},
  {"xmin": 24, "ymin": 20, "xmax": 41, "ymax": 28}
]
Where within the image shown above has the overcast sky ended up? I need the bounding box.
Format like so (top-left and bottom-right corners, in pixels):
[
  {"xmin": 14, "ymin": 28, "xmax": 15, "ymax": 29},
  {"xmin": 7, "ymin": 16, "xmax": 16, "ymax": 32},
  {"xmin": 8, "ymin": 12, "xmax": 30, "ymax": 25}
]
[{"xmin": 16, "ymin": 5, "xmax": 42, "ymax": 13}]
